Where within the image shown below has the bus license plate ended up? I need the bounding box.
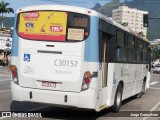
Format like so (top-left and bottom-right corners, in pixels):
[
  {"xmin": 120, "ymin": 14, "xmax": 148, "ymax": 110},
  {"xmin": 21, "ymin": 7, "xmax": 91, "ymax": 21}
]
[{"xmin": 42, "ymin": 82, "xmax": 56, "ymax": 88}]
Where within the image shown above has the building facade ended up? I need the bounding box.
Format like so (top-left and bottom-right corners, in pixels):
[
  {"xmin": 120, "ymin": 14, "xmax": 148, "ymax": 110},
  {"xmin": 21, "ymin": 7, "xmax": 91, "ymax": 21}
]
[
  {"xmin": 0, "ymin": 33, "xmax": 12, "ymax": 50},
  {"xmin": 112, "ymin": 5, "xmax": 148, "ymax": 36}
]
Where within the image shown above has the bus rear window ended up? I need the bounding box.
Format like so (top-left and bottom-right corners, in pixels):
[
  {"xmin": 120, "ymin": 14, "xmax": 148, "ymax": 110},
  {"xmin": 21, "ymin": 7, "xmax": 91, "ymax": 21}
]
[
  {"xmin": 67, "ymin": 13, "xmax": 90, "ymax": 41},
  {"xmin": 17, "ymin": 11, "xmax": 90, "ymax": 42}
]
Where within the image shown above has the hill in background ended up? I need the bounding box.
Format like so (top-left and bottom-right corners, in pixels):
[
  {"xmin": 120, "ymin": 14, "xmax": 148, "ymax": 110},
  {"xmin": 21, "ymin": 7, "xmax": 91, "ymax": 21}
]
[
  {"xmin": 92, "ymin": 3, "xmax": 102, "ymax": 11},
  {"xmin": 0, "ymin": 17, "xmax": 14, "ymax": 29},
  {"xmin": 98, "ymin": 0, "xmax": 121, "ymax": 17}
]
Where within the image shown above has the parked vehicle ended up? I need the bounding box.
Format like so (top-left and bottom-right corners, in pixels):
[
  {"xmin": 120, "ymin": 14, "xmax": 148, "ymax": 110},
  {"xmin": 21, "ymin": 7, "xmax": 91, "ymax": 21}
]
[
  {"xmin": 152, "ymin": 63, "xmax": 156, "ymax": 68},
  {"xmin": 153, "ymin": 64, "xmax": 160, "ymax": 73}
]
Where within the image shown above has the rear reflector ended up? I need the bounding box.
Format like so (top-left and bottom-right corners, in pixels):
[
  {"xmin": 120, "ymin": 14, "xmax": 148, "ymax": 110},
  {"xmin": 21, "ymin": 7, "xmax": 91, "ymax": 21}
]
[
  {"xmin": 13, "ymin": 78, "xmax": 18, "ymax": 83},
  {"xmin": 85, "ymin": 71, "xmax": 92, "ymax": 78}
]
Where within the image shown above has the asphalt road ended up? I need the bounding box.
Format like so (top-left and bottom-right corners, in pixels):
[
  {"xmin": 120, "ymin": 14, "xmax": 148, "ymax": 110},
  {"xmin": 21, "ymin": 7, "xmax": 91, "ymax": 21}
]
[{"xmin": 0, "ymin": 66, "xmax": 160, "ymax": 120}]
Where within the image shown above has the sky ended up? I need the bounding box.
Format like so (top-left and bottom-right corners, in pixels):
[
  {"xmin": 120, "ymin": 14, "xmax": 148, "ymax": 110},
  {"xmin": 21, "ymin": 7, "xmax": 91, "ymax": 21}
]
[{"xmin": 2, "ymin": 0, "xmax": 126, "ymax": 17}]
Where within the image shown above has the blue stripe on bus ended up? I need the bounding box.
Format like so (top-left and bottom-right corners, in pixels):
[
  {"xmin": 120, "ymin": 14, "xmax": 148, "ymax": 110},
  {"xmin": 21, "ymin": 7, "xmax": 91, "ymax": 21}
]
[
  {"xmin": 84, "ymin": 16, "xmax": 99, "ymax": 62},
  {"xmin": 11, "ymin": 14, "xmax": 19, "ymax": 56}
]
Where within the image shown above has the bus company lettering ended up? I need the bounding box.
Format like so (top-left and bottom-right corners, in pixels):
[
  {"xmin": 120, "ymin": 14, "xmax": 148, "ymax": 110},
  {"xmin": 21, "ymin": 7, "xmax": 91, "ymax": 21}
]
[
  {"xmin": 55, "ymin": 70, "xmax": 72, "ymax": 74},
  {"xmin": 54, "ymin": 59, "xmax": 78, "ymax": 67},
  {"xmin": 121, "ymin": 67, "xmax": 130, "ymax": 76}
]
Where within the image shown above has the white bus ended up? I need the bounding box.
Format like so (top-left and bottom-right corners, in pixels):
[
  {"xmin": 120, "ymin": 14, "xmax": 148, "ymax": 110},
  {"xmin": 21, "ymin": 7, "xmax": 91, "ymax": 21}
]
[{"xmin": 11, "ymin": 5, "xmax": 151, "ymax": 112}]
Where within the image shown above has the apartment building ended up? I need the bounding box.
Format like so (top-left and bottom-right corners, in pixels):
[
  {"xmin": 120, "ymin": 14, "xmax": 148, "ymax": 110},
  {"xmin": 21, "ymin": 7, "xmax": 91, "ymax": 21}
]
[{"xmin": 112, "ymin": 5, "xmax": 148, "ymax": 36}]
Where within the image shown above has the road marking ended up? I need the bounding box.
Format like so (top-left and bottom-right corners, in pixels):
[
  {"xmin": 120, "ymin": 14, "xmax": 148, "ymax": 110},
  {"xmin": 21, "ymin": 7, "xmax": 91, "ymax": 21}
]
[
  {"xmin": 142, "ymin": 101, "xmax": 160, "ymax": 120},
  {"xmin": 0, "ymin": 75, "xmax": 7, "ymax": 76},
  {"xmin": 0, "ymin": 75, "xmax": 11, "ymax": 77},
  {"xmin": 0, "ymin": 90, "xmax": 11, "ymax": 93},
  {"xmin": 149, "ymin": 81, "xmax": 158, "ymax": 86},
  {"xmin": 149, "ymin": 87, "xmax": 160, "ymax": 90},
  {"xmin": 26, "ymin": 105, "xmax": 50, "ymax": 112},
  {"xmin": 0, "ymin": 116, "xmax": 7, "ymax": 119},
  {"xmin": 0, "ymin": 79, "xmax": 11, "ymax": 82}
]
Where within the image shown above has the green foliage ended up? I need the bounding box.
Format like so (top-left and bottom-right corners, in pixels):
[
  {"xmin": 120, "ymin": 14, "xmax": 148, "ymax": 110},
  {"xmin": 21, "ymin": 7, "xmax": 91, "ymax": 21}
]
[
  {"xmin": 121, "ymin": 22, "xmax": 128, "ymax": 27},
  {"xmin": 138, "ymin": 31, "xmax": 145, "ymax": 37},
  {"xmin": 0, "ymin": 0, "xmax": 14, "ymax": 16},
  {"xmin": 152, "ymin": 44, "xmax": 160, "ymax": 59}
]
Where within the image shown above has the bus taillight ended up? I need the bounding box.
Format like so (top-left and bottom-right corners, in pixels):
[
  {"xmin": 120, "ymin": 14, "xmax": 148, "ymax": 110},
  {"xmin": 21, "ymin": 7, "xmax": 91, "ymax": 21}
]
[
  {"xmin": 84, "ymin": 78, "xmax": 90, "ymax": 84},
  {"xmin": 82, "ymin": 71, "xmax": 92, "ymax": 91},
  {"xmin": 12, "ymin": 72, "xmax": 17, "ymax": 77},
  {"xmin": 11, "ymin": 65, "xmax": 19, "ymax": 85}
]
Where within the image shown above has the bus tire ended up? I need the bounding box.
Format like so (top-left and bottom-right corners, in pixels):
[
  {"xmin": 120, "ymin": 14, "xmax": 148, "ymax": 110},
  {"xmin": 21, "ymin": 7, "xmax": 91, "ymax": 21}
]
[
  {"xmin": 136, "ymin": 80, "xmax": 146, "ymax": 98},
  {"xmin": 112, "ymin": 84, "xmax": 123, "ymax": 112}
]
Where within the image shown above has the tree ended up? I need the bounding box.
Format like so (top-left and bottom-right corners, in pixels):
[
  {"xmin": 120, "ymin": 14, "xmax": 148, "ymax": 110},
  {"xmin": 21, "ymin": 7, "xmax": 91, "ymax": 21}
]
[
  {"xmin": 0, "ymin": 0, "xmax": 14, "ymax": 28},
  {"xmin": 151, "ymin": 44, "xmax": 160, "ymax": 59},
  {"xmin": 138, "ymin": 31, "xmax": 145, "ymax": 37}
]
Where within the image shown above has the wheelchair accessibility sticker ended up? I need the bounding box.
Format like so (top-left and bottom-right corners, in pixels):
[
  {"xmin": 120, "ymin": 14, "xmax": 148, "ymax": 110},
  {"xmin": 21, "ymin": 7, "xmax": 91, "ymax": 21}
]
[{"xmin": 24, "ymin": 54, "xmax": 30, "ymax": 62}]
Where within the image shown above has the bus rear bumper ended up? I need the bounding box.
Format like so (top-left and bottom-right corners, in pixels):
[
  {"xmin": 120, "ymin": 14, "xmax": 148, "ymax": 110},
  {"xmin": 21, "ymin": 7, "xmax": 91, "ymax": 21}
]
[{"xmin": 11, "ymin": 82, "xmax": 96, "ymax": 110}]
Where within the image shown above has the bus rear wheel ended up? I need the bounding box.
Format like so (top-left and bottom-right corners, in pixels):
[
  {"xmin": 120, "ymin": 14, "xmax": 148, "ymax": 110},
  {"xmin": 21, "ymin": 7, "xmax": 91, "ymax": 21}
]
[{"xmin": 112, "ymin": 84, "xmax": 123, "ymax": 112}]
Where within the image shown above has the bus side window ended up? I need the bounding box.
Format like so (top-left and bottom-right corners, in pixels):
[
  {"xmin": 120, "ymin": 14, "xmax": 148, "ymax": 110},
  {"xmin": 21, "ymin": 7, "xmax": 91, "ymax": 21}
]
[
  {"xmin": 116, "ymin": 30, "xmax": 127, "ymax": 62},
  {"xmin": 116, "ymin": 46, "xmax": 127, "ymax": 61},
  {"xmin": 127, "ymin": 35, "xmax": 136, "ymax": 62}
]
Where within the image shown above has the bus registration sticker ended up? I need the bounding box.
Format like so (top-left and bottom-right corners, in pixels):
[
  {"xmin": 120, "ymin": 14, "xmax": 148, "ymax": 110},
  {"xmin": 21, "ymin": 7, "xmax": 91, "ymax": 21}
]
[
  {"xmin": 67, "ymin": 28, "xmax": 84, "ymax": 40},
  {"xmin": 42, "ymin": 82, "xmax": 56, "ymax": 88},
  {"xmin": 24, "ymin": 65, "xmax": 34, "ymax": 74}
]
